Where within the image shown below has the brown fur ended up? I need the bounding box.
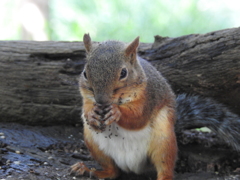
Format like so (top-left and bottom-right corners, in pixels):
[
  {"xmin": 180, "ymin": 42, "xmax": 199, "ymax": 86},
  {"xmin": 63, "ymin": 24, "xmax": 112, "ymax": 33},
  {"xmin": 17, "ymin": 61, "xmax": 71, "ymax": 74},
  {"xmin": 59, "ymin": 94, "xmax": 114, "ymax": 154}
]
[
  {"xmin": 70, "ymin": 34, "xmax": 178, "ymax": 180},
  {"xmin": 125, "ymin": 36, "xmax": 139, "ymax": 57},
  {"xmin": 148, "ymin": 106, "xmax": 177, "ymax": 180},
  {"xmin": 71, "ymin": 125, "xmax": 119, "ymax": 179},
  {"xmin": 116, "ymin": 81, "xmax": 148, "ymax": 130},
  {"xmin": 85, "ymin": 126, "xmax": 119, "ymax": 178}
]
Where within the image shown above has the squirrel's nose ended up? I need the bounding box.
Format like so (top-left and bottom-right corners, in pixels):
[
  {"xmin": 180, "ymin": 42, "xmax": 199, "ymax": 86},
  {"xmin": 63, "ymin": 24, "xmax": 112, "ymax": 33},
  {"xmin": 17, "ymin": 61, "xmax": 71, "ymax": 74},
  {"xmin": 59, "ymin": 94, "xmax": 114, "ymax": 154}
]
[{"xmin": 95, "ymin": 94, "xmax": 111, "ymax": 106}]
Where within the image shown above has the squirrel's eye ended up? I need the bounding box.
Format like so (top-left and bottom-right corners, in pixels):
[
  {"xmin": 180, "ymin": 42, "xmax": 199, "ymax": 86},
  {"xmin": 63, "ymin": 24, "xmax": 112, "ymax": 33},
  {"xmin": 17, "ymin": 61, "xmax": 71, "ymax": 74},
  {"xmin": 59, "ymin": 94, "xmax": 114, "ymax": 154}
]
[
  {"xmin": 120, "ymin": 68, "xmax": 127, "ymax": 80},
  {"xmin": 83, "ymin": 71, "xmax": 87, "ymax": 79}
]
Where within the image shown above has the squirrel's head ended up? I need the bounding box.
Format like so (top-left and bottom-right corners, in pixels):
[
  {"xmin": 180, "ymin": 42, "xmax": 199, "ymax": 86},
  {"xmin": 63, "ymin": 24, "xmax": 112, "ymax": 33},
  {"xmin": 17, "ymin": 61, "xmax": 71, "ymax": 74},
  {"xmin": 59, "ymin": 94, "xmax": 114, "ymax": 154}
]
[{"xmin": 80, "ymin": 34, "xmax": 146, "ymax": 106}]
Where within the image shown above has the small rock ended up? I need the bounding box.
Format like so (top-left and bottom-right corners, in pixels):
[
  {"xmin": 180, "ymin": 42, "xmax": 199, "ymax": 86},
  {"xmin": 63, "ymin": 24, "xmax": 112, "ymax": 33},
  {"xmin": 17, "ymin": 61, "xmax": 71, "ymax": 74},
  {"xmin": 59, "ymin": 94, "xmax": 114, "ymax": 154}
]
[
  {"xmin": 13, "ymin": 161, "xmax": 21, "ymax": 165},
  {"xmin": 15, "ymin": 150, "xmax": 21, "ymax": 154},
  {"xmin": 48, "ymin": 156, "xmax": 54, "ymax": 160}
]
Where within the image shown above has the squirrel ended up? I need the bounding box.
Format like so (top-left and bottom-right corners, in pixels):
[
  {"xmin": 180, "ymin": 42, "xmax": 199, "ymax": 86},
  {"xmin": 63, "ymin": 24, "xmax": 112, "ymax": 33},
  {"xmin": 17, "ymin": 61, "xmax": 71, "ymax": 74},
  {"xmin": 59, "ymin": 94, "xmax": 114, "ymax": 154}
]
[
  {"xmin": 71, "ymin": 34, "xmax": 177, "ymax": 180},
  {"xmin": 70, "ymin": 34, "xmax": 240, "ymax": 179}
]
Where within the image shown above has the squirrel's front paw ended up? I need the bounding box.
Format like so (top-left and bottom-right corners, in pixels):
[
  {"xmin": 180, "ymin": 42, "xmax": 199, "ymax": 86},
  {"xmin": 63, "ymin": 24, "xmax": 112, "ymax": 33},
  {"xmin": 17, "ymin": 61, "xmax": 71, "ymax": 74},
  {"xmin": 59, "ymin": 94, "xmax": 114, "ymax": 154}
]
[
  {"xmin": 86, "ymin": 104, "xmax": 121, "ymax": 131},
  {"xmin": 86, "ymin": 105, "xmax": 107, "ymax": 132},
  {"xmin": 103, "ymin": 104, "xmax": 121, "ymax": 126}
]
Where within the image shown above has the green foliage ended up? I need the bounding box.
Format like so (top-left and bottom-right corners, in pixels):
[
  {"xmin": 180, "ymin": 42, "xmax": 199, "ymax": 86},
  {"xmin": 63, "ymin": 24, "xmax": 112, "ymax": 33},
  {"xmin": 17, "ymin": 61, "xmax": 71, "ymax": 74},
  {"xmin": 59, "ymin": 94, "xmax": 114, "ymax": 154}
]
[
  {"xmin": 49, "ymin": 0, "xmax": 236, "ymax": 42},
  {"xmin": 0, "ymin": 0, "xmax": 239, "ymax": 42}
]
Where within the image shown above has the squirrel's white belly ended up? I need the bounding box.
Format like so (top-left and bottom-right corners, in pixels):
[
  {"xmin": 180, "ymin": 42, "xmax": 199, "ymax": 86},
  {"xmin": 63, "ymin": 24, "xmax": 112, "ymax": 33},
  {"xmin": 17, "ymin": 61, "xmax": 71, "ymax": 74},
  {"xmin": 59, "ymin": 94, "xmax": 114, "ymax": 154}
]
[{"xmin": 90, "ymin": 122, "xmax": 152, "ymax": 174}]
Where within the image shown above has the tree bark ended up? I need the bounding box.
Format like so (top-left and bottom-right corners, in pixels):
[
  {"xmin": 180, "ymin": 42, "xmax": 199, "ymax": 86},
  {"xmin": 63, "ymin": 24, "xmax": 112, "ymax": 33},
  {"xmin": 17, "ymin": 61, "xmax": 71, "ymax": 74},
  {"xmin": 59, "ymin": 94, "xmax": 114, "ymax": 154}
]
[
  {"xmin": 0, "ymin": 27, "xmax": 240, "ymax": 125},
  {"xmin": 142, "ymin": 28, "xmax": 240, "ymax": 115}
]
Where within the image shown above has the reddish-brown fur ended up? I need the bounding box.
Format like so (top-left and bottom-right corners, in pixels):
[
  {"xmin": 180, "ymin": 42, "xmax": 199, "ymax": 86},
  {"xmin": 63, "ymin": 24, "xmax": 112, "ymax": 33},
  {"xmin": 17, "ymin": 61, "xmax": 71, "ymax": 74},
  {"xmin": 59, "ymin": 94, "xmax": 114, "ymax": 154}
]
[
  {"xmin": 71, "ymin": 125, "xmax": 119, "ymax": 178},
  {"xmin": 71, "ymin": 35, "xmax": 177, "ymax": 180},
  {"xmin": 148, "ymin": 106, "xmax": 177, "ymax": 180},
  {"xmin": 117, "ymin": 86, "xmax": 149, "ymax": 130},
  {"xmin": 85, "ymin": 126, "xmax": 119, "ymax": 178}
]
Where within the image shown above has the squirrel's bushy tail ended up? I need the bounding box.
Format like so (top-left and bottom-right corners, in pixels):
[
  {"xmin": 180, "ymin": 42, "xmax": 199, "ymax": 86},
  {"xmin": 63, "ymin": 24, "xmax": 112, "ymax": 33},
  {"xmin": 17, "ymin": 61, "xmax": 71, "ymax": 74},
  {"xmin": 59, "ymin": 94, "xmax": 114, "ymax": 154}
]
[{"xmin": 175, "ymin": 94, "xmax": 240, "ymax": 151}]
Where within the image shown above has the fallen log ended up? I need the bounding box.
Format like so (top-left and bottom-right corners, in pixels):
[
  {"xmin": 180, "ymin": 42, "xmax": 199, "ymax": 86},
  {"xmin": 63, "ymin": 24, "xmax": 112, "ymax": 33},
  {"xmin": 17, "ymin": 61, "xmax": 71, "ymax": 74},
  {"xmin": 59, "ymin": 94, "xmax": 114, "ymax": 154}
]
[{"xmin": 0, "ymin": 27, "xmax": 240, "ymax": 125}]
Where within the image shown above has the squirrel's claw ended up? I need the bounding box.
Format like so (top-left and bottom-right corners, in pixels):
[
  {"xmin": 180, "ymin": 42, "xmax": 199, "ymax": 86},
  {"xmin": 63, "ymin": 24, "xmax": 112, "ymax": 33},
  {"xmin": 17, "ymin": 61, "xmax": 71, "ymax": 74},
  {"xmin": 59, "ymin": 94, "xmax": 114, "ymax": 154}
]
[
  {"xmin": 86, "ymin": 104, "xmax": 121, "ymax": 131},
  {"xmin": 70, "ymin": 162, "xmax": 96, "ymax": 178},
  {"xmin": 103, "ymin": 104, "xmax": 121, "ymax": 126},
  {"xmin": 93, "ymin": 105, "xmax": 104, "ymax": 116},
  {"xmin": 87, "ymin": 110, "xmax": 106, "ymax": 132},
  {"xmin": 70, "ymin": 162, "xmax": 85, "ymax": 176}
]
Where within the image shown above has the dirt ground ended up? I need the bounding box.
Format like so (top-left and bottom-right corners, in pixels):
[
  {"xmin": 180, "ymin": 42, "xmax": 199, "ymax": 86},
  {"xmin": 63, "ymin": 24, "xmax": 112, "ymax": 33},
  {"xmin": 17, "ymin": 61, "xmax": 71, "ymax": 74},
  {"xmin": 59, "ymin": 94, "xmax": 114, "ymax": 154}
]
[{"xmin": 0, "ymin": 123, "xmax": 240, "ymax": 180}]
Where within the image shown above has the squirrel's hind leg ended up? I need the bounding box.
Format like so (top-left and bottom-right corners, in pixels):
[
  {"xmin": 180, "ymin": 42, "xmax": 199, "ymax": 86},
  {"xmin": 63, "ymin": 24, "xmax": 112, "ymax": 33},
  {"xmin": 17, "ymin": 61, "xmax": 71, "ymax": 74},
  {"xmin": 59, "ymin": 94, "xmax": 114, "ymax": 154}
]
[
  {"xmin": 70, "ymin": 126, "xmax": 119, "ymax": 179},
  {"xmin": 148, "ymin": 106, "xmax": 177, "ymax": 180},
  {"xmin": 70, "ymin": 161, "xmax": 119, "ymax": 179},
  {"xmin": 70, "ymin": 162, "xmax": 94, "ymax": 177}
]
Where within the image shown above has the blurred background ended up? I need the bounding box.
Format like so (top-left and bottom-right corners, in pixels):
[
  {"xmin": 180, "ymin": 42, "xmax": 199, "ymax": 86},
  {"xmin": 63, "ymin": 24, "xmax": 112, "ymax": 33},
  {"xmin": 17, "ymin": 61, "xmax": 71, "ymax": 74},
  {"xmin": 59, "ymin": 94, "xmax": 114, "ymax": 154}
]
[{"xmin": 0, "ymin": 0, "xmax": 239, "ymax": 42}]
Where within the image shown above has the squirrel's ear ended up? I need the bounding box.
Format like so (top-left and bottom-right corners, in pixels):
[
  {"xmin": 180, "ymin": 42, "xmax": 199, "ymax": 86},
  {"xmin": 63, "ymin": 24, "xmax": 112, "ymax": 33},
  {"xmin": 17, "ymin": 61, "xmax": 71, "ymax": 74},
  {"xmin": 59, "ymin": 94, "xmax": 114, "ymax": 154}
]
[
  {"xmin": 83, "ymin": 33, "xmax": 92, "ymax": 53},
  {"xmin": 125, "ymin": 36, "xmax": 139, "ymax": 58}
]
